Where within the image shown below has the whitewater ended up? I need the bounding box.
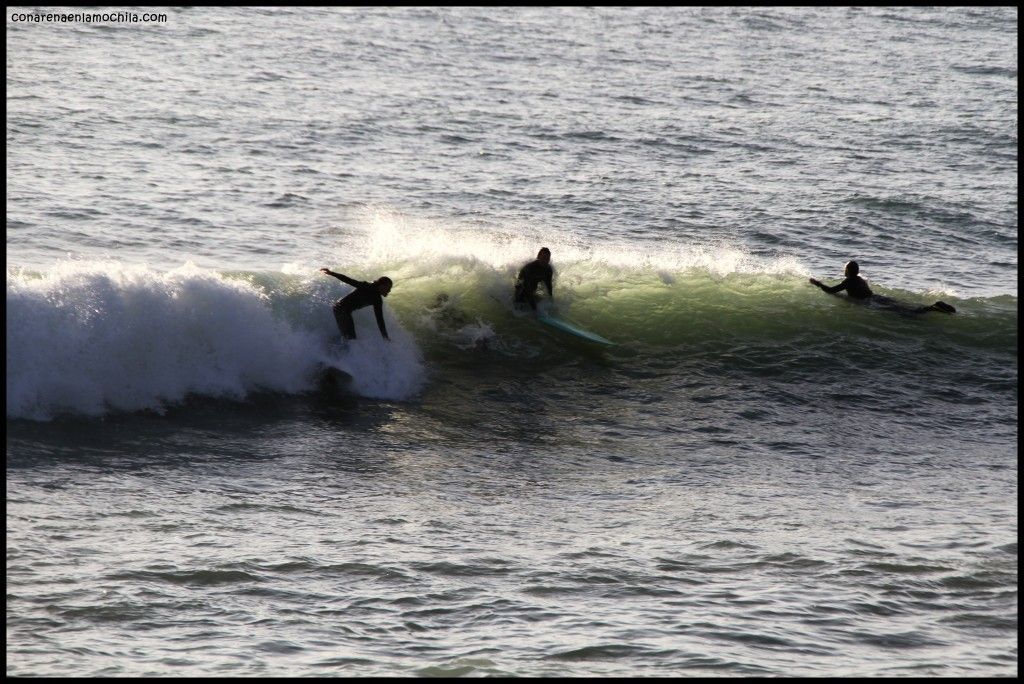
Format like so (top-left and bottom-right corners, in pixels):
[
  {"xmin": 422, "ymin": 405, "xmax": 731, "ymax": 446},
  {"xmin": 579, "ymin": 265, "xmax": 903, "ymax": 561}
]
[{"xmin": 7, "ymin": 6, "xmax": 1016, "ymax": 678}]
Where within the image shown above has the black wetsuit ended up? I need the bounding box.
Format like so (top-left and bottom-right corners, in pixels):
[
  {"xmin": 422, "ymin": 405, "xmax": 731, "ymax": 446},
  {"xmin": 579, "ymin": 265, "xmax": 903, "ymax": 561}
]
[
  {"xmin": 815, "ymin": 275, "xmax": 874, "ymax": 299},
  {"xmin": 813, "ymin": 275, "xmax": 955, "ymax": 314},
  {"xmin": 325, "ymin": 271, "xmax": 388, "ymax": 340},
  {"xmin": 514, "ymin": 259, "xmax": 553, "ymax": 310}
]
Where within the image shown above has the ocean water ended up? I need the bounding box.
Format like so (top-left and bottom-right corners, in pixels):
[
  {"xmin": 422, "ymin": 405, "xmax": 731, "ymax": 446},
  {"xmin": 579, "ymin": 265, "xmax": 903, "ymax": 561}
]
[{"xmin": 6, "ymin": 6, "xmax": 1017, "ymax": 677}]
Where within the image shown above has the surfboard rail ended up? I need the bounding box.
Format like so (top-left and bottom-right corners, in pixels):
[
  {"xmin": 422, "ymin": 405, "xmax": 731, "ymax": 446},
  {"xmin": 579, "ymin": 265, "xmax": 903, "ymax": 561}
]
[{"xmin": 537, "ymin": 312, "xmax": 615, "ymax": 346}]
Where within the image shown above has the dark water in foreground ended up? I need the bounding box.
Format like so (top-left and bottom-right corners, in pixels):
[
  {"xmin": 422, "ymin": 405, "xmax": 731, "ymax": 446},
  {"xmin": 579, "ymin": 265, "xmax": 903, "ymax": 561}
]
[{"xmin": 7, "ymin": 389, "xmax": 1018, "ymax": 677}]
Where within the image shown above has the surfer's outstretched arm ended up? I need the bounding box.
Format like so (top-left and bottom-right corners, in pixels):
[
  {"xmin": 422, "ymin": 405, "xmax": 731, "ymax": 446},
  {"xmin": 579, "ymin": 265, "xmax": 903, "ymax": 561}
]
[
  {"xmin": 809, "ymin": 277, "xmax": 847, "ymax": 295},
  {"xmin": 320, "ymin": 268, "xmax": 361, "ymax": 287}
]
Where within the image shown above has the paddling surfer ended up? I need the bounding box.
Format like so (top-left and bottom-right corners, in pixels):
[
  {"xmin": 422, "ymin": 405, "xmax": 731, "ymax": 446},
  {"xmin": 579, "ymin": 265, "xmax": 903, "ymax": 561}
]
[
  {"xmin": 320, "ymin": 268, "xmax": 393, "ymax": 340},
  {"xmin": 514, "ymin": 247, "xmax": 554, "ymax": 311},
  {"xmin": 809, "ymin": 260, "xmax": 955, "ymax": 314}
]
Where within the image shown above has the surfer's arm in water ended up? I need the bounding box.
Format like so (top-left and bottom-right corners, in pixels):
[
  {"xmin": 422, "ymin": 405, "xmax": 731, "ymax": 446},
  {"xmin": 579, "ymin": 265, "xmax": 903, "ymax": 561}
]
[
  {"xmin": 543, "ymin": 266, "xmax": 553, "ymax": 299},
  {"xmin": 373, "ymin": 300, "xmax": 390, "ymax": 340},
  {"xmin": 320, "ymin": 268, "xmax": 366, "ymax": 288},
  {"xmin": 809, "ymin": 276, "xmax": 873, "ymax": 299},
  {"xmin": 809, "ymin": 277, "xmax": 847, "ymax": 295}
]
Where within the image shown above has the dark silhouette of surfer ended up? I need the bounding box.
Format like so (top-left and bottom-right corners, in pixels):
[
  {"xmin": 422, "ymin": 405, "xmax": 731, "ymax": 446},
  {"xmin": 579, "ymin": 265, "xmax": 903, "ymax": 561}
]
[
  {"xmin": 809, "ymin": 260, "xmax": 955, "ymax": 314},
  {"xmin": 514, "ymin": 247, "xmax": 554, "ymax": 311},
  {"xmin": 320, "ymin": 268, "xmax": 393, "ymax": 340}
]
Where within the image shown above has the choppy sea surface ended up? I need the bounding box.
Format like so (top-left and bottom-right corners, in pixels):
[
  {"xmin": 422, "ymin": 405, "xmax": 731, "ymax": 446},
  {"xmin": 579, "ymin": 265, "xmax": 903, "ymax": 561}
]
[{"xmin": 6, "ymin": 6, "xmax": 1017, "ymax": 677}]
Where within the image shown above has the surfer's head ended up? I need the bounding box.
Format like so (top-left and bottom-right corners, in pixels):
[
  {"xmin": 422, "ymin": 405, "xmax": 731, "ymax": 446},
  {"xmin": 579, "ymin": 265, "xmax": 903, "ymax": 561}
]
[
  {"xmin": 375, "ymin": 276, "xmax": 393, "ymax": 296},
  {"xmin": 537, "ymin": 247, "xmax": 551, "ymax": 263},
  {"xmin": 844, "ymin": 260, "xmax": 860, "ymax": 277}
]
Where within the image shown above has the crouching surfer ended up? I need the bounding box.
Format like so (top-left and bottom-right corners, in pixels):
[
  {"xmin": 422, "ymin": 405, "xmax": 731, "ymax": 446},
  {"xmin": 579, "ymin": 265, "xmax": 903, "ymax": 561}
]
[
  {"xmin": 514, "ymin": 247, "xmax": 554, "ymax": 312},
  {"xmin": 320, "ymin": 268, "xmax": 393, "ymax": 341},
  {"xmin": 809, "ymin": 260, "xmax": 955, "ymax": 314}
]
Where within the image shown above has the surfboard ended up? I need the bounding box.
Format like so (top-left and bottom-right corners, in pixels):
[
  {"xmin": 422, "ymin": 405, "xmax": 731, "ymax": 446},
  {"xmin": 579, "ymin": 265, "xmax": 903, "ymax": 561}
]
[
  {"xmin": 537, "ymin": 312, "xmax": 615, "ymax": 346},
  {"xmin": 317, "ymin": 364, "xmax": 353, "ymax": 395},
  {"xmin": 488, "ymin": 293, "xmax": 614, "ymax": 345}
]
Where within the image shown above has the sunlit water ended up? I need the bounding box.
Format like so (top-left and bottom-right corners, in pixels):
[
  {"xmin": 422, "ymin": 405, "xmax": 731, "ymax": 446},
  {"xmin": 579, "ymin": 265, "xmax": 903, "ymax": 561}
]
[{"xmin": 6, "ymin": 7, "xmax": 1017, "ymax": 677}]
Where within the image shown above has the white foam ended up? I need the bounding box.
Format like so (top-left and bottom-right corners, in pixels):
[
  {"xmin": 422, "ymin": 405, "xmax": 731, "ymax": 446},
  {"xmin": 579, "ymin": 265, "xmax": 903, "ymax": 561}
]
[
  {"xmin": 6, "ymin": 261, "xmax": 425, "ymax": 420},
  {"xmin": 320, "ymin": 317, "xmax": 426, "ymax": 400},
  {"xmin": 350, "ymin": 206, "xmax": 811, "ymax": 278},
  {"xmin": 453, "ymin": 321, "xmax": 496, "ymax": 351}
]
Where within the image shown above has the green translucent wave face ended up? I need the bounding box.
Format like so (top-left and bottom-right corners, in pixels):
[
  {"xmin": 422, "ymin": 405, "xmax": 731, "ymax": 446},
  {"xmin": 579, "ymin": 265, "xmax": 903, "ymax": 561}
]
[{"xmin": 257, "ymin": 260, "xmax": 1016, "ymax": 361}]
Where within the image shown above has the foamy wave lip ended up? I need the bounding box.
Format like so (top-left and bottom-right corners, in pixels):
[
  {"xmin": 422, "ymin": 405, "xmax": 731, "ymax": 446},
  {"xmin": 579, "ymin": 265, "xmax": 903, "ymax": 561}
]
[
  {"xmin": 6, "ymin": 260, "xmax": 424, "ymax": 420},
  {"xmin": 352, "ymin": 206, "xmax": 811, "ymax": 277}
]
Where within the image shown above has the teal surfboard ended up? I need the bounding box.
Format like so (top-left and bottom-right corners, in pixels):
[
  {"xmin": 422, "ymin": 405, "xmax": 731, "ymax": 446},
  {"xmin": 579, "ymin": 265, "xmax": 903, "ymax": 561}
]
[{"xmin": 537, "ymin": 313, "xmax": 615, "ymax": 346}]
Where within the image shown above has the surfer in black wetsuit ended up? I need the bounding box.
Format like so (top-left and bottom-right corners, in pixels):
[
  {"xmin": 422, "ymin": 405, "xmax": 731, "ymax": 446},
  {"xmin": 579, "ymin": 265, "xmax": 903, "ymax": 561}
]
[
  {"xmin": 514, "ymin": 247, "xmax": 554, "ymax": 311},
  {"xmin": 320, "ymin": 268, "xmax": 393, "ymax": 340},
  {"xmin": 809, "ymin": 260, "xmax": 955, "ymax": 314}
]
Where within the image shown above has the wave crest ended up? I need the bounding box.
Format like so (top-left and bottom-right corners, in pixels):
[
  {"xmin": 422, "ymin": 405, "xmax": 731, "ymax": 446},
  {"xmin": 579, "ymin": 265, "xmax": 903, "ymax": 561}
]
[{"xmin": 7, "ymin": 262, "xmax": 425, "ymax": 420}]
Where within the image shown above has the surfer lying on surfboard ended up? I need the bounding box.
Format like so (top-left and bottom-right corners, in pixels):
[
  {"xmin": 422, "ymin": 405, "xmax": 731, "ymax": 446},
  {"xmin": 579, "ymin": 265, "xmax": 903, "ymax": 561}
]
[
  {"xmin": 514, "ymin": 247, "xmax": 554, "ymax": 312},
  {"xmin": 320, "ymin": 268, "xmax": 393, "ymax": 341},
  {"xmin": 809, "ymin": 260, "xmax": 955, "ymax": 314}
]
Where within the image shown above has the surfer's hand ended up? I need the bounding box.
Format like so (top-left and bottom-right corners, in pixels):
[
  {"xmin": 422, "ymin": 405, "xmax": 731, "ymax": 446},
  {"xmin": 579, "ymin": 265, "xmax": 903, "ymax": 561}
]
[
  {"xmin": 809, "ymin": 278, "xmax": 820, "ymax": 287},
  {"xmin": 320, "ymin": 267, "xmax": 331, "ymax": 275}
]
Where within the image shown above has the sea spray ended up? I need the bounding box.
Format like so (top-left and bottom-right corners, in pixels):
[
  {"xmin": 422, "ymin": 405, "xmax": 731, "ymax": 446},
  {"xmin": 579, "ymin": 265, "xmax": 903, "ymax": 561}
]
[
  {"xmin": 319, "ymin": 324, "xmax": 427, "ymax": 401},
  {"xmin": 6, "ymin": 261, "xmax": 426, "ymax": 420},
  {"xmin": 352, "ymin": 206, "xmax": 813, "ymax": 278}
]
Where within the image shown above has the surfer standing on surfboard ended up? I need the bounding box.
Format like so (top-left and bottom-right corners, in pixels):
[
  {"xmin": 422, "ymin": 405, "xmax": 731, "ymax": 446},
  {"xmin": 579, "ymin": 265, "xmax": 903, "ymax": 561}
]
[
  {"xmin": 809, "ymin": 260, "xmax": 955, "ymax": 314},
  {"xmin": 514, "ymin": 247, "xmax": 554, "ymax": 312},
  {"xmin": 319, "ymin": 268, "xmax": 393, "ymax": 341}
]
